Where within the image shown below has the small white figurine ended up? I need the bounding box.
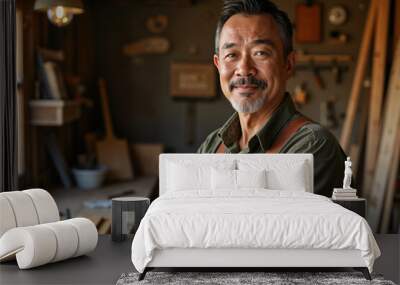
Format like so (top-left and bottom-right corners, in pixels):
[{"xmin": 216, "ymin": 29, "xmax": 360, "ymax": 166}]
[{"xmin": 343, "ymin": 157, "xmax": 353, "ymax": 189}]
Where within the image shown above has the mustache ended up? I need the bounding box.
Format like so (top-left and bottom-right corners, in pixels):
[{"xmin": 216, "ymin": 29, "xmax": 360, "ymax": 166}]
[{"xmin": 229, "ymin": 76, "xmax": 268, "ymax": 92}]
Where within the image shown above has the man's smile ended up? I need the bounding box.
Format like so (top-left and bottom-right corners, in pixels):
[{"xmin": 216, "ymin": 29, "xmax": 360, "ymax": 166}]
[
  {"xmin": 229, "ymin": 76, "xmax": 268, "ymax": 92},
  {"xmin": 234, "ymin": 86, "xmax": 258, "ymax": 98},
  {"xmin": 235, "ymin": 85, "xmax": 258, "ymax": 90}
]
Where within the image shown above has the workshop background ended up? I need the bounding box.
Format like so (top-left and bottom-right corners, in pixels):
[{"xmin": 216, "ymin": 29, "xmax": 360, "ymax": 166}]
[
  {"xmin": 15, "ymin": 0, "xmax": 400, "ymax": 234},
  {"xmin": 92, "ymin": 0, "xmax": 364, "ymax": 151}
]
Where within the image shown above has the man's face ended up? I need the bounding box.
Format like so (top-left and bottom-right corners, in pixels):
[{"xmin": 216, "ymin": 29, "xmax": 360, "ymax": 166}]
[{"xmin": 214, "ymin": 14, "xmax": 295, "ymax": 114}]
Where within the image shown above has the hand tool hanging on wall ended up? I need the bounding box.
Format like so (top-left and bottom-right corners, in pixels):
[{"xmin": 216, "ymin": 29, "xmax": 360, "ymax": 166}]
[
  {"xmin": 326, "ymin": 95, "xmax": 339, "ymax": 129},
  {"xmin": 331, "ymin": 61, "xmax": 342, "ymax": 84},
  {"xmin": 293, "ymin": 84, "xmax": 309, "ymax": 107},
  {"xmin": 329, "ymin": 30, "xmax": 349, "ymax": 44},
  {"xmin": 295, "ymin": 0, "xmax": 322, "ymax": 43},
  {"xmin": 310, "ymin": 61, "xmax": 325, "ymax": 89},
  {"xmin": 295, "ymin": 51, "xmax": 351, "ymax": 87},
  {"xmin": 96, "ymin": 78, "xmax": 134, "ymax": 181}
]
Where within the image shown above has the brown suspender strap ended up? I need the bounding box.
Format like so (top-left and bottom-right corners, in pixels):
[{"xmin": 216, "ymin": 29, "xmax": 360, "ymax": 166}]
[
  {"xmin": 216, "ymin": 116, "xmax": 310, "ymax": 154},
  {"xmin": 216, "ymin": 140, "xmax": 226, "ymax": 153},
  {"xmin": 215, "ymin": 141, "xmax": 225, "ymax": 153},
  {"xmin": 266, "ymin": 116, "xmax": 310, "ymax": 153}
]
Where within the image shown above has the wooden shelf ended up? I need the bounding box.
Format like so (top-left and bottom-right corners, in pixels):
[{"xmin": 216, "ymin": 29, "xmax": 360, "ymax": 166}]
[{"xmin": 29, "ymin": 100, "xmax": 81, "ymax": 126}]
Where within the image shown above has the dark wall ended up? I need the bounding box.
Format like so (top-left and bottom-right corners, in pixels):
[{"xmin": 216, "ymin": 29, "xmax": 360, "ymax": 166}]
[{"xmin": 90, "ymin": 0, "xmax": 369, "ymax": 153}]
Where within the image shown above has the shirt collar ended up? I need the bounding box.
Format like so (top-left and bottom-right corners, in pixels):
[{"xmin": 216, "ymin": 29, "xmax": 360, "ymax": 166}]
[{"xmin": 217, "ymin": 93, "xmax": 298, "ymax": 152}]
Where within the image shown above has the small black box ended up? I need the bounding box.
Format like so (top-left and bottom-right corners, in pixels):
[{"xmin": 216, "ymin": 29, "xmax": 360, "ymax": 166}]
[{"xmin": 112, "ymin": 197, "xmax": 150, "ymax": 242}]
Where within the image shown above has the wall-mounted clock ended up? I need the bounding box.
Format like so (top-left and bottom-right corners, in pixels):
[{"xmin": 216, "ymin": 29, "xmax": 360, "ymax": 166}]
[
  {"xmin": 328, "ymin": 5, "xmax": 348, "ymax": 26},
  {"xmin": 146, "ymin": 15, "xmax": 168, "ymax": 34}
]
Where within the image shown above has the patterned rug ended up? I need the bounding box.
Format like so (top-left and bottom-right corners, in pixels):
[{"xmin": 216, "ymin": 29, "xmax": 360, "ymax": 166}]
[{"xmin": 116, "ymin": 271, "xmax": 396, "ymax": 285}]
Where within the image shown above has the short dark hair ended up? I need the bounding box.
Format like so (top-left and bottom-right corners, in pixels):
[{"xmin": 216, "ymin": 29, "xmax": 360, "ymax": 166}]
[{"xmin": 215, "ymin": 0, "xmax": 293, "ymax": 58}]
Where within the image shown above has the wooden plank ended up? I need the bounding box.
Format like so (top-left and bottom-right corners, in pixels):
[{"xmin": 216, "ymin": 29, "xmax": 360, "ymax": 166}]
[
  {"xmin": 79, "ymin": 214, "xmax": 103, "ymax": 228},
  {"xmin": 296, "ymin": 53, "xmax": 352, "ymax": 64},
  {"xmin": 349, "ymin": 90, "xmax": 369, "ymax": 178},
  {"xmin": 96, "ymin": 79, "xmax": 134, "ymax": 180},
  {"xmin": 380, "ymin": 128, "xmax": 400, "ymax": 233},
  {"xmin": 98, "ymin": 218, "xmax": 111, "ymax": 235},
  {"xmin": 367, "ymin": 38, "xmax": 400, "ymax": 231},
  {"xmin": 131, "ymin": 143, "xmax": 164, "ymax": 176},
  {"xmin": 340, "ymin": 0, "xmax": 378, "ymax": 152},
  {"xmin": 394, "ymin": 0, "xmax": 400, "ymax": 52},
  {"xmin": 363, "ymin": 0, "xmax": 390, "ymax": 198}
]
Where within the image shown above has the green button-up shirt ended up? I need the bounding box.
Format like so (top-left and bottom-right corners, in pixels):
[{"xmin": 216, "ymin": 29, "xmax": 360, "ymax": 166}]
[{"xmin": 197, "ymin": 94, "xmax": 347, "ymax": 197}]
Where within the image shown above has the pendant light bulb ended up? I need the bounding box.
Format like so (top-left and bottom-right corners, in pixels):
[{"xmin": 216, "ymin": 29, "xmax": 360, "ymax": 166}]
[
  {"xmin": 34, "ymin": 0, "xmax": 84, "ymax": 27},
  {"xmin": 47, "ymin": 6, "xmax": 74, "ymax": 27}
]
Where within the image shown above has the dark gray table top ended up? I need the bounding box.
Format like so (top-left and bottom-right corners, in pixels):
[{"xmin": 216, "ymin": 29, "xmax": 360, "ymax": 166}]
[
  {"xmin": 0, "ymin": 236, "xmax": 134, "ymax": 285},
  {"xmin": 1, "ymin": 234, "xmax": 399, "ymax": 285}
]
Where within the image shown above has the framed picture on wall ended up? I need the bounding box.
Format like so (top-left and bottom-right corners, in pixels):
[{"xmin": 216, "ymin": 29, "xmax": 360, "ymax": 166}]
[{"xmin": 170, "ymin": 63, "xmax": 216, "ymax": 98}]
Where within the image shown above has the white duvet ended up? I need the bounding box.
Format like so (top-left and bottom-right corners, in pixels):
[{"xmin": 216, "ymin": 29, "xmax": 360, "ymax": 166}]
[{"xmin": 131, "ymin": 190, "xmax": 380, "ymax": 273}]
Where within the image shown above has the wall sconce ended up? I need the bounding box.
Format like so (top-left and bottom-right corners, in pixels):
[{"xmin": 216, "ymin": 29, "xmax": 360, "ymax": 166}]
[{"xmin": 34, "ymin": 0, "xmax": 84, "ymax": 27}]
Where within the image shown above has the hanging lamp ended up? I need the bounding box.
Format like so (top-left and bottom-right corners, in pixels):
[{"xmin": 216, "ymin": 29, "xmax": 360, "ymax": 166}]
[{"xmin": 34, "ymin": 0, "xmax": 84, "ymax": 27}]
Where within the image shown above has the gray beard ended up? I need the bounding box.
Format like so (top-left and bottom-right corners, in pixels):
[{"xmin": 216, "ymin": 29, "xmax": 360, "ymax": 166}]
[{"xmin": 229, "ymin": 94, "xmax": 266, "ymax": 113}]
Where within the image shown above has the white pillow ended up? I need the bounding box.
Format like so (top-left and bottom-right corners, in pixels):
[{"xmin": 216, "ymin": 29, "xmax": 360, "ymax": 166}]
[
  {"xmin": 238, "ymin": 159, "xmax": 308, "ymax": 192},
  {"xmin": 211, "ymin": 168, "xmax": 236, "ymax": 189},
  {"xmin": 211, "ymin": 168, "xmax": 267, "ymax": 190},
  {"xmin": 237, "ymin": 169, "xmax": 267, "ymax": 189},
  {"xmin": 167, "ymin": 160, "xmax": 235, "ymax": 191},
  {"xmin": 267, "ymin": 162, "xmax": 307, "ymax": 191}
]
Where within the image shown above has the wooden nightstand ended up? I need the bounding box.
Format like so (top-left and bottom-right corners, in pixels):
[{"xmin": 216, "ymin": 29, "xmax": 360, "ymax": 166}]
[{"xmin": 331, "ymin": 198, "xmax": 366, "ymax": 218}]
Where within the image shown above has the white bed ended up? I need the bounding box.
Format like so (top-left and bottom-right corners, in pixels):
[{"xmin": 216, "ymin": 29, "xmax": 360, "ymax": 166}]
[{"xmin": 131, "ymin": 154, "xmax": 380, "ymax": 280}]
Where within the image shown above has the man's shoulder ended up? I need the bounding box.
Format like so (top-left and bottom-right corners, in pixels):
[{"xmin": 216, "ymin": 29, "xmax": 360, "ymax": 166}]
[
  {"xmin": 301, "ymin": 122, "xmax": 336, "ymax": 142},
  {"xmin": 283, "ymin": 120, "xmax": 344, "ymax": 153},
  {"xmin": 197, "ymin": 128, "xmax": 222, "ymax": 153},
  {"xmin": 203, "ymin": 128, "xmax": 221, "ymax": 143}
]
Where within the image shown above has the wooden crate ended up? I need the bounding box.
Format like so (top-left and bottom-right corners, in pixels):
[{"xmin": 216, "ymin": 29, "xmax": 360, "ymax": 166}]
[
  {"xmin": 29, "ymin": 100, "xmax": 81, "ymax": 126},
  {"xmin": 131, "ymin": 143, "xmax": 164, "ymax": 176}
]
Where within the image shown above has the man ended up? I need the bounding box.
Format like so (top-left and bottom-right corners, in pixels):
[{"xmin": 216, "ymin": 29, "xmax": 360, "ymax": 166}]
[{"xmin": 197, "ymin": 0, "xmax": 346, "ymax": 197}]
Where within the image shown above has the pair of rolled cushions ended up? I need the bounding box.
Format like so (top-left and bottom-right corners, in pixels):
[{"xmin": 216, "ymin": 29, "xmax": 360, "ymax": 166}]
[{"xmin": 0, "ymin": 189, "xmax": 97, "ymax": 269}]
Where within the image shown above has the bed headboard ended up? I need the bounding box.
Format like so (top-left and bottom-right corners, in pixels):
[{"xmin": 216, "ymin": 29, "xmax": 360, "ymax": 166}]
[{"xmin": 159, "ymin": 153, "xmax": 314, "ymax": 196}]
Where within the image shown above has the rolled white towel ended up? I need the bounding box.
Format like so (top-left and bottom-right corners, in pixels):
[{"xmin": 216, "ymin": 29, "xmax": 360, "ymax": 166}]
[
  {"xmin": 0, "ymin": 218, "xmax": 98, "ymax": 269},
  {"xmin": 0, "ymin": 189, "xmax": 59, "ymax": 239},
  {"xmin": 0, "ymin": 191, "xmax": 39, "ymax": 227},
  {"xmin": 0, "ymin": 225, "xmax": 57, "ymax": 268},
  {"xmin": 42, "ymin": 221, "xmax": 79, "ymax": 262},
  {"xmin": 0, "ymin": 195, "xmax": 17, "ymax": 237},
  {"xmin": 65, "ymin": 218, "xmax": 98, "ymax": 257},
  {"xmin": 23, "ymin": 189, "xmax": 59, "ymax": 224}
]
